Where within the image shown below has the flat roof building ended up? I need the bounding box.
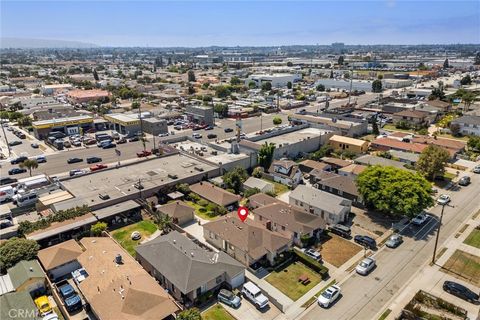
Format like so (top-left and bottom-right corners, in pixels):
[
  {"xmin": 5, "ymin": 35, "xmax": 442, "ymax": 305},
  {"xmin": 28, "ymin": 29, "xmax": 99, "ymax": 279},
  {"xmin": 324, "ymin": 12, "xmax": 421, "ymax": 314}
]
[{"xmin": 32, "ymin": 114, "xmax": 94, "ymax": 139}]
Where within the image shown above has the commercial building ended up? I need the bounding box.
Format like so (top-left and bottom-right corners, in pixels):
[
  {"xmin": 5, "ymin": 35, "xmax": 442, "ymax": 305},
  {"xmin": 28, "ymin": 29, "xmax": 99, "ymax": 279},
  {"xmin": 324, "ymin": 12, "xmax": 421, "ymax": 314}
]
[
  {"xmin": 32, "ymin": 114, "xmax": 94, "ymax": 139},
  {"xmin": 328, "ymin": 135, "xmax": 369, "ymax": 154},
  {"xmin": 103, "ymin": 113, "xmax": 167, "ymax": 136},
  {"xmin": 67, "ymin": 89, "xmax": 111, "ymax": 104},
  {"xmin": 246, "ymin": 73, "xmax": 302, "ymax": 88},
  {"xmin": 314, "ymin": 79, "xmax": 373, "ymax": 92},
  {"xmin": 41, "ymin": 84, "xmax": 73, "ymax": 95},
  {"xmin": 185, "ymin": 105, "xmax": 214, "ymax": 126},
  {"xmin": 289, "ymin": 114, "xmax": 368, "ymax": 137}
]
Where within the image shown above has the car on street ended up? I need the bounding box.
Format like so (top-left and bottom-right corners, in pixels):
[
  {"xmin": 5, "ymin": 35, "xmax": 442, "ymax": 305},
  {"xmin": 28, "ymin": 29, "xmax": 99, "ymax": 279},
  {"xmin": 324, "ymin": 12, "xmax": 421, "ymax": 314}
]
[
  {"xmin": 437, "ymin": 194, "xmax": 451, "ymax": 205},
  {"xmin": 242, "ymin": 281, "xmax": 269, "ymax": 309},
  {"xmin": 9, "ymin": 168, "xmax": 27, "ymax": 175},
  {"xmin": 411, "ymin": 213, "xmax": 429, "ymax": 225},
  {"xmin": 385, "ymin": 234, "xmax": 403, "ymax": 248},
  {"xmin": 86, "ymin": 157, "xmax": 102, "ymax": 164},
  {"xmin": 443, "ymin": 281, "xmax": 479, "ymax": 303},
  {"xmin": 67, "ymin": 157, "xmax": 83, "ymax": 164},
  {"xmin": 128, "ymin": 136, "xmax": 139, "ymax": 142},
  {"xmin": 137, "ymin": 150, "xmax": 152, "ymax": 157},
  {"xmin": 31, "ymin": 143, "xmax": 39, "ymax": 148},
  {"xmin": 35, "ymin": 155, "xmax": 47, "ymax": 163},
  {"xmin": 90, "ymin": 164, "xmax": 108, "ymax": 171},
  {"xmin": 207, "ymin": 134, "xmax": 217, "ymax": 139},
  {"xmin": 101, "ymin": 142, "xmax": 116, "ymax": 149},
  {"xmin": 356, "ymin": 257, "xmax": 376, "ymax": 275},
  {"xmin": 458, "ymin": 176, "xmax": 470, "ymax": 186},
  {"xmin": 317, "ymin": 285, "xmax": 341, "ymax": 308},
  {"xmin": 158, "ymin": 132, "xmax": 169, "ymax": 137},
  {"xmin": 473, "ymin": 165, "xmax": 480, "ymax": 174},
  {"xmin": 304, "ymin": 248, "xmax": 322, "ymax": 261},
  {"xmin": 8, "ymin": 140, "xmax": 22, "ymax": 146},
  {"xmin": 117, "ymin": 137, "xmax": 127, "ymax": 144},
  {"xmin": 218, "ymin": 289, "xmax": 241, "ymax": 308},
  {"xmin": 69, "ymin": 169, "xmax": 86, "ymax": 177},
  {"xmin": 192, "ymin": 133, "xmax": 202, "ymax": 139},
  {"xmin": 205, "ymin": 125, "xmax": 214, "ymax": 130},
  {"xmin": 11, "ymin": 156, "xmax": 28, "ymax": 164},
  {"xmin": 224, "ymin": 128, "xmax": 234, "ymax": 133},
  {"xmin": 354, "ymin": 235, "xmax": 376, "ymax": 249},
  {"xmin": 0, "ymin": 177, "xmax": 17, "ymax": 185},
  {"xmin": 71, "ymin": 140, "xmax": 82, "ymax": 147}
]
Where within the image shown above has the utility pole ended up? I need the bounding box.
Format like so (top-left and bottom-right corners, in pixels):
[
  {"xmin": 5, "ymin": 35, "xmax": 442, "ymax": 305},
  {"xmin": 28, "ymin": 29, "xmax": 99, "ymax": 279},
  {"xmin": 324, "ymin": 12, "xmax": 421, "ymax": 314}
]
[
  {"xmin": 0, "ymin": 104, "xmax": 11, "ymax": 157},
  {"xmin": 432, "ymin": 203, "xmax": 449, "ymax": 264},
  {"xmin": 138, "ymin": 101, "xmax": 146, "ymax": 152},
  {"xmin": 348, "ymin": 64, "xmax": 354, "ymax": 106}
]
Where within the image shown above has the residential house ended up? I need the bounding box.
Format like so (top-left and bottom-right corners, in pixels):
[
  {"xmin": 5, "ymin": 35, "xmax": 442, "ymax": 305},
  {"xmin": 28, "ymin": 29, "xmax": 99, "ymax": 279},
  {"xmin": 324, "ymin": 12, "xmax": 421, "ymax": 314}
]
[
  {"xmin": 289, "ymin": 185, "xmax": 352, "ymax": 225},
  {"xmin": 450, "ymin": 115, "xmax": 480, "ymax": 136},
  {"xmin": 338, "ymin": 164, "xmax": 367, "ymax": 177},
  {"xmin": 268, "ymin": 160, "xmax": 302, "ymax": 187},
  {"xmin": 136, "ymin": 231, "xmax": 245, "ymax": 305},
  {"xmin": 243, "ymin": 177, "xmax": 274, "ymax": 194},
  {"xmin": 7, "ymin": 260, "xmax": 46, "ymax": 297},
  {"xmin": 204, "ymin": 214, "xmax": 292, "ymax": 266},
  {"xmin": 189, "ymin": 182, "xmax": 241, "ymax": 210},
  {"xmin": 370, "ymin": 138, "xmax": 427, "ymax": 154},
  {"xmin": 309, "ymin": 171, "xmax": 362, "ymax": 207},
  {"xmin": 37, "ymin": 239, "xmax": 83, "ymax": 282},
  {"xmin": 156, "ymin": 201, "xmax": 195, "ymax": 226},
  {"xmin": 248, "ymin": 193, "xmax": 279, "ymax": 209},
  {"xmin": 424, "ymin": 99, "xmax": 452, "ymax": 113},
  {"xmin": 388, "ymin": 150, "xmax": 420, "ymax": 166},
  {"xmin": 0, "ymin": 291, "xmax": 38, "ymax": 320},
  {"xmin": 328, "ymin": 135, "xmax": 369, "ymax": 154},
  {"xmin": 355, "ymin": 154, "xmax": 414, "ymax": 171},
  {"xmin": 392, "ymin": 110, "xmax": 431, "ymax": 129},
  {"xmin": 298, "ymin": 159, "xmax": 331, "ymax": 173},
  {"xmin": 252, "ymin": 201, "xmax": 326, "ymax": 247}
]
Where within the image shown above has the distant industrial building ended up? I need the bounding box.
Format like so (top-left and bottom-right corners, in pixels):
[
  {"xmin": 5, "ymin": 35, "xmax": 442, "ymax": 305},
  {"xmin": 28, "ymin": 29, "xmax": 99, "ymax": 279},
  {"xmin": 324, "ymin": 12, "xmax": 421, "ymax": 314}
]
[
  {"xmin": 67, "ymin": 89, "xmax": 111, "ymax": 104},
  {"xmin": 246, "ymin": 73, "xmax": 302, "ymax": 88},
  {"xmin": 104, "ymin": 112, "xmax": 167, "ymax": 136},
  {"xmin": 185, "ymin": 105, "xmax": 214, "ymax": 126}
]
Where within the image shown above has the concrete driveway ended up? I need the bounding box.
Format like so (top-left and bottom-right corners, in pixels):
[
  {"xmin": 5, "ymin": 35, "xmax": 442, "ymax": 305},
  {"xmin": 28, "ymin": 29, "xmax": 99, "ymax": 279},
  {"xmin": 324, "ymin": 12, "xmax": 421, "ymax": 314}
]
[{"xmin": 223, "ymin": 298, "xmax": 281, "ymax": 320}]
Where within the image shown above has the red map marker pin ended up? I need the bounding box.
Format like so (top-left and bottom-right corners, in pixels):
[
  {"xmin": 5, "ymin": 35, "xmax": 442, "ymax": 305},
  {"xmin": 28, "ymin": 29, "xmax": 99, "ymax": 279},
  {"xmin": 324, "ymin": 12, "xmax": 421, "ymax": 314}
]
[{"xmin": 237, "ymin": 206, "xmax": 248, "ymax": 222}]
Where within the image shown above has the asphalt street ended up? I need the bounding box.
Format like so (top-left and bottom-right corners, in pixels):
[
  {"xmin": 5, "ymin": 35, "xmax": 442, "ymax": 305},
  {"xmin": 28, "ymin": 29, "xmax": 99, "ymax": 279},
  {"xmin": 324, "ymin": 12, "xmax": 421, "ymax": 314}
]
[{"xmin": 300, "ymin": 172, "xmax": 480, "ymax": 320}]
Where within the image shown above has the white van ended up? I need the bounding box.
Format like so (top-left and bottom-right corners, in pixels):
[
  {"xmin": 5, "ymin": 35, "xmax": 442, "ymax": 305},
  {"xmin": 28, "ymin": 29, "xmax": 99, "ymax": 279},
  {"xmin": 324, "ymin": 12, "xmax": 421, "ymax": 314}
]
[
  {"xmin": 0, "ymin": 186, "xmax": 14, "ymax": 203},
  {"xmin": 15, "ymin": 192, "xmax": 38, "ymax": 207},
  {"xmin": 241, "ymin": 281, "xmax": 269, "ymax": 309}
]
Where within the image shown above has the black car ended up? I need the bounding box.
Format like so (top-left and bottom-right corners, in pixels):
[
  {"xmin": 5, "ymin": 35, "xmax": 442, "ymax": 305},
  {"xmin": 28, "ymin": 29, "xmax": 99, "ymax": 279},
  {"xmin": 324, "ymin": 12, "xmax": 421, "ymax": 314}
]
[
  {"xmin": 224, "ymin": 128, "xmax": 234, "ymax": 133},
  {"xmin": 10, "ymin": 156, "xmax": 28, "ymax": 165},
  {"xmin": 9, "ymin": 168, "xmax": 27, "ymax": 175},
  {"xmin": 0, "ymin": 177, "xmax": 17, "ymax": 185},
  {"xmin": 443, "ymin": 281, "xmax": 479, "ymax": 303},
  {"xmin": 354, "ymin": 235, "xmax": 376, "ymax": 249},
  {"xmin": 128, "ymin": 136, "xmax": 139, "ymax": 142},
  {"xmin": 205, "ymin": 126, "xmax": 214, "ymax": 130},
  {"xmin": 102, "ymin": 142, "xmax": 116, "ymax": 149},
  {"xmin": 207, "ymin": 134, "xmax": 217, "ymax": 139},
  {"xmin": 67, "ymin": 157, "xmax": 83, "ymax": 164},
  {"xmin": 329, "ymin": 224, "xmax": 351, "ymax": 239},
  {"xmin": 8, "ymin": 141, "xmax": 22, "ymax": 146},
  {"xmin": 87, "ymin": 156, "xmax": 102, "ymax": 164}
]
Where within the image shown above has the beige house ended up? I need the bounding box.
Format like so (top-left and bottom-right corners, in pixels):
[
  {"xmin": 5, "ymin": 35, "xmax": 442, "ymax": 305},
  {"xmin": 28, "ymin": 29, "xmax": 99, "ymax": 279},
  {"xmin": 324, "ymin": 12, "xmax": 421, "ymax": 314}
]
[
  {"xmin": 156, "ymin": 201, "xmax": 194, "ymax": 225},
  {"xmin": 189, "ymin": 182, "xmax": 241, "ymax": 210},
  {"xmin": 328, "ymin": 135, "xmax": 369, "ymax": 154}
]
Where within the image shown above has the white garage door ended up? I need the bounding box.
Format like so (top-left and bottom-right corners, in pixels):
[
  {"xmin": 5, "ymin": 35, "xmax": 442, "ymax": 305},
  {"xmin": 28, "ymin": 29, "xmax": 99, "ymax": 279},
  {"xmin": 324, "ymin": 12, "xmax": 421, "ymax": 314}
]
[{"xmin": 229, "ymin": 272, "xmax": 245, "ymax": 289}]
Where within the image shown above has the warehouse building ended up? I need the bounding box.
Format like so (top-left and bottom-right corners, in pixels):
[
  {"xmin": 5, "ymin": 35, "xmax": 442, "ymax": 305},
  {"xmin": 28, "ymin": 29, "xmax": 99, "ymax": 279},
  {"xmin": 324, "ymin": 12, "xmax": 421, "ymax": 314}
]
[{"xmin": 32, "ymin": 114, "xmax": 94, "ymax": 139}]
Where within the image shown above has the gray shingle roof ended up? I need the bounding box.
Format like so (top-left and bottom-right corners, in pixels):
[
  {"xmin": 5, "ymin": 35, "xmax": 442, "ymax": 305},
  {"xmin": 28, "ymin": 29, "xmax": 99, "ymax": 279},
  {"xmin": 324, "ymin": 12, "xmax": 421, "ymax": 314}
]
[
  {"xmin": 289, "ymin": 185, "xmax": 351, "ymax": 215},
  {"xmin": 451, "ymin": 115, "xmax": 480, "ymax": 126},
  {"xmin": 7, "ymin": 260, "xmax": 44, "ymax": 289}
]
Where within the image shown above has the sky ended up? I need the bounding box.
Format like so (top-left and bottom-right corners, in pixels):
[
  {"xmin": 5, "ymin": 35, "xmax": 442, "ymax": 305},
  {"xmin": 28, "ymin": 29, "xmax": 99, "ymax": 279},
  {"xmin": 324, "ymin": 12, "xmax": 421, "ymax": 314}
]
[{"xmin": 1, "ymin": 0, "xmax": 479, "ymax": 47}]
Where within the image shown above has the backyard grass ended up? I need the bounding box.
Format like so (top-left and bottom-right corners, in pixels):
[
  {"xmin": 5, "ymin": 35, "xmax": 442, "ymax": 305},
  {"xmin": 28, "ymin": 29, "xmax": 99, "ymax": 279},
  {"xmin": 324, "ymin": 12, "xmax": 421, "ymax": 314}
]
[
  {"xmin": 464, "ymin": 228, "xmax": 480, "ymax": 249},
  {"xmin": 436, "ymin": 133, "xmax": 470, "ymax": 141},
  {"xmin": 111, "ymin": 220, "xmax": 158, "ymax": 256},
  {"xmin": 441, "ymin": 250, "xmax": 480, "ymax": 286},
  {"xmin": 185, "ymin": 201, "xmax": 218, "ymax": 221},
  {"xmin": 265, "ymin": 261, "xmax": 321, "ymax": 301},
  {"xmin": 261, "ymin": 178, "xmax": 290, "ymax": 196},
  {"xmin": 382, "ymin": 124, "xmax": 415, "ymax": 133},
  {"xmin": 318, "ymin": 234, "xmax": 362, "ymax": 268},
  {"xmin": 202, "ymin": 304, "xmax": 236, "ymax": 320}
]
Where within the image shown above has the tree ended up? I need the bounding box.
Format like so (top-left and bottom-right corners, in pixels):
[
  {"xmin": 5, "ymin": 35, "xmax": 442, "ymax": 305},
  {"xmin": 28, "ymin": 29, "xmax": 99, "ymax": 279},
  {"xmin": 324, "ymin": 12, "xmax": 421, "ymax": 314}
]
[
  {"xmin": 286, "ymin": 61, "xmax": 293, "ymax": 67},
  {"xmin": 356, "ymin": 166, "xmax": 433, "ymax": 217},
  {"xmin": 449, "ymin": 123, "xmax": 461, "ymax": 137},
  {"xmin": 19, "ymin": 159, "xmax": 38, "ymax": 176},
  {"xmin": 91, "ymin": 222, "xmax": 107, "ymax": 236},
  {"xmin": 244, "ymin": 187, "xmax": 261, "ymax": 198},
  {"xmin": 261, "ymin": 82, "xmax": 272, "ymax": 91},
  {"xmin": 429, "ymin": 87, "xmax": 446, "ymax": 101},
  {"xmin": 223, "ymin": 166, "xmax": 248, "ymax": 194},
  {"xmin": 330, "ymin": 70, "xmax": 334, "ymax": 78},
  {"xmin": 32, "ymin": 88, "xmax": 40, "ymax": 94},
  {"xmin": 467, "ymin": 136, "xmax": 480, "ymax": 151},
  {"xmin": 230, "ymin": 76, "xmax": 241, "ymax": 85},
  {"xmin": 309, "ymin": 144, "xmax": 333, "ymax": 161},
  {"xmin": 214, "ymin": 104, "xmax": 229, "ymax": 118},
  {"xmin": 258, "ymin": 142, "xmax": 276, "ymax": 170},
  {"xmin": 372, "ymin": 79, "xmax": 383, "ymax": 93},
  {"xmin": 316, "ymin": 84, "xmax": 325, "ymax": 92},
  {"xmin": 93, "ymin": 69, "xmax": 99, "ymax": 81},
  {"xmin": 273, "ymin": 117, "xmax": 282, "ymax": 126},
  {"xmin": 187, "ymin": 70, "xmax": 196, "ymax": 82},
  {"xmin": 416, "ymin": 145, "xmax": 450, "ymax": 181},
  {"xmin": 215, "ymin": 85, "xmax": 231, "ymax": 98},
  {"xmin": 475, "ymin": 52, "xmax": 480, "ymax": 65},
  {"xmin": 460, "ymin": 74, "xmax": 472, "ymax": 86},
  {"xmin": 287, "ymin": 81, "xmax": 292, "ymax": 89},
  {"xmin": 461, "ymin": 91, "xmax": 475, "ymax": 112},
  {"xmin": 156, "ymin": 213, "xmax": 173, "ymax": 233},
  {"xmin": 131, "ymin": 101, "xmax": 140, "ymax": 109},
  {"xmin": 248, "ymin": 81, "xmax": 257, "ymax": 89},
  {"xmin": 443, "ymin": 58, "xmax": 449, "ymax": 69},
  {"xmin": 338, "ymin": 56, "xmax": 344, "ymax": 65},
  {"xmin": 0, "ymin": 238, "xmax": 40, "ymax": 272},
  {"xmin": 372, "ymin": 116, "xmax": 380, "ymax": 135},
  {"xmin": 177, "ymin": 308, "xmax": 202, "ymax": 320},
  {"xmin": 252, "ymin": 167, "xmax": 263, "ymax": 178}
]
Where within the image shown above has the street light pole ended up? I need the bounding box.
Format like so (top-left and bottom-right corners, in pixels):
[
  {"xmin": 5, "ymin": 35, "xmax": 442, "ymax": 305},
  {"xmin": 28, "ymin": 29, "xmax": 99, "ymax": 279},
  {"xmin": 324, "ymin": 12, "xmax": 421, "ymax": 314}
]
[{"xmin": 432, "ymin": 203, "xmax": 447, "ymax": 264}]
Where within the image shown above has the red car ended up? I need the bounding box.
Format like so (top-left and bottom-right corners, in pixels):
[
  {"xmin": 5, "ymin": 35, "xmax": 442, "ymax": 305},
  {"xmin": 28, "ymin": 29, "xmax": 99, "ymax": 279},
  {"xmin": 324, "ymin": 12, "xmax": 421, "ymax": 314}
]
[
  {"xmin": 90, "ymin": 164, "xmax": 108, "ymax": 171},
  {"xmin": 136, "ymin": 150, "xmax": 152, "ymax": 157}
]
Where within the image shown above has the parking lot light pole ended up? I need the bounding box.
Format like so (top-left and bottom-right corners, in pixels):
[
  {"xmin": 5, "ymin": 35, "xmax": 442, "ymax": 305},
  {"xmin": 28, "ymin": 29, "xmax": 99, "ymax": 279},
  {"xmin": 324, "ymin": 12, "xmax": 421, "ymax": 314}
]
[{"xmin": 432, "ymin": 203, "xmax": 448, "ymax": 264}]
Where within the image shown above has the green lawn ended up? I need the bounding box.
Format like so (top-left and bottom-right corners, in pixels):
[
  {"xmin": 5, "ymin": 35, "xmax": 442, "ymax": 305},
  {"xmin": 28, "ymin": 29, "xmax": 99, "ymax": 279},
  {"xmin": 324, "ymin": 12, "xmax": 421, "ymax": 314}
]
[
  {"xmin": 202, "ymin": 304, "xmax": 236, "ymax": 320},
  {"xmin": 185, "ymin": 201, "xmax": 218, "ymax": 220},
  {"xmin": 265, "ymin": 261, "xmax": 321, "ymax": 301},
  {"xmin": 464, "ymin": 228, "xmax": 480, "ymax": 249},
  {"xmin": 111, "ymin": 220, "xmax": 158, "ymax": 256},
  {"xmin": 382, "ymin": 124, "xmax": 415, "ymax": 133},
  {"xmin": 262, "ymin": 178, "xmax": 289, "ymax": 195}
]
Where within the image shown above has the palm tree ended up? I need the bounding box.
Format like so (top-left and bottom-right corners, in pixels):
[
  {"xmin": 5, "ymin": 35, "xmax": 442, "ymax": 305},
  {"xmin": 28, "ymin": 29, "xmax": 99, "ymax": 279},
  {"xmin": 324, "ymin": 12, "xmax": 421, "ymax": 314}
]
[{"xmin": 19, "ymin": 159, "xmax": 38, "ymax": 176}]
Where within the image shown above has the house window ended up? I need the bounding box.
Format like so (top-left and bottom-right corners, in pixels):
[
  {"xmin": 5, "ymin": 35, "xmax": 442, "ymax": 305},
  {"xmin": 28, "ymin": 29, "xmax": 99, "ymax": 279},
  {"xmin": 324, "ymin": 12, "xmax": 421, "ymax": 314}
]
[
  {"xmin": 295, "ymin": 200, "xmax": 299, "ymax": 205},
  {"xmin": 229, "ymin": 244, "xmax": 235, "ymax": 250},
  {"xmin": 338, "ymin": 190, "xmax": 343, "ymax": 196},
  {"xmin": 201, "ymin": 284, "xmax": 207, "ymax": 293},
  {"xmin": 259, "ymin": 216, "xmax": 262, "ymax": 221}
]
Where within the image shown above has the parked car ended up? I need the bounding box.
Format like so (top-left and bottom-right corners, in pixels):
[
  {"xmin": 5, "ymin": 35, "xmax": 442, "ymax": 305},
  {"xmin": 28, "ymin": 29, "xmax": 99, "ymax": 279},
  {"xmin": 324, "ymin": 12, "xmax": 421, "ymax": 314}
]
[
  {"xmin": 128, "ymin": 136, "xmax": 139, "ymax": 142},
  {"xmin": 317, "ymin": 285, "xmax": 341, "ymax": 308},
  {"xmin": 71, "ymin": 140, "xmax": 82, "ymax": 147},
  {"xmin": 137, "ymin": 150, "xmax": 152, "ymax": 157},
  {"xmin": 8, "ymin": 168, "xmax": 27, "ymax": 175},
  {"xmin": 192, "ymin": 133, "xmax": 202, "ymax": 139},
  {"xmin": 304, "ymin": 248, "xmax": 322, "ymax": 261},
  {"xmin": 8, "ymin": 141, "xmax": 22, "ymax": 146},
  {"xmin": 67, "ymin": 157, "xmax": 83, "ymax": 164},
  {"xmin": 385, "ymin": 234, "xmax": 403, "ymax": 248},
  {"xmin": 101, "ymin": 142, "xmax": 116, "ymax": 149},
  {"xmin": 354, "ymin": 235, "xmax": 376, "ymax": 249},
  {"xmin": 473, "ymin": 165, "xmax": 480, "ymax": 174},
  {"xmin": 437, "ymin": 194, "xmax": 451, "ymax": 205},
  {"xmin": 69, "ymin": 169, "xmax": 86, "ymax": 177},
  {"xmin": 31, "ymin": 143, "xmax": 39, "ymax": 148},
  {"xmin": 17, "ymin": 133, "xmax": 26, "ymax": 139},
  {"xmin": 207, "ymin": 134, "xmax": 217, "ymax": 139},
  {"xmin": 218, "ymin": 289, "xmax": 241, "ymax": 308},
  {"xmin": 42, "ymin": 312, "xmax": 59, "ymax": 320},
  {"xmin": 411, "ymin": 213, "xmax": 429, "ymax": 226},
  {"xmin": 205, "ymin": 125, "xmax": 214, "ymax": 130},
  {"xmin": 458, "ymin": 176, "xmax": 470, "ymax": 186},
  {"xmin": 58, "ymin": 282, "xmax": 82, "ymax": 313},
  {"xmin": 224, "ymin": 128, "xmax": 234, "ymax": 133},
  {"xmin": 90, "ymin": 164, "xmax": 107, "ymax": 171},
  {"xmin": 11, "ymin": 156, "xmax": 28, "ymax": 164},
  {"xmin": 35, "ymin": 155, "xmax": 47, "ymax": 163},
  {"xmin": 158, "ymin": 132, "xmax": 169, "ymax": 137},
  {"xmin": 443, "ymin": 281, "xmax": 479, "ymax": 303},
  {"xmin": 117, "ymin": 137, "xmax": 127, "ymax": 144},
  {"xmin": 329, "ymin": 224, "xmax": 351, "ymax": 238},
  {"xmin": 242, "ymin": 281, "xmax": 269, "ymax": 309},
  {"xmin": 86, "ymin": 156, "xmax": 102, "ymax": 164},
  {"xmin": 356, "ymin": 257, "xmax": 376, "ymax": 275},
  {"xmin": 34, "ymin": 296, "xmax": 52, "ymax": 316},
  {"xmin": 0, "ymin": 177, "xmax": 17, "ymax": 185}
]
